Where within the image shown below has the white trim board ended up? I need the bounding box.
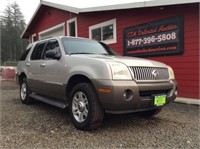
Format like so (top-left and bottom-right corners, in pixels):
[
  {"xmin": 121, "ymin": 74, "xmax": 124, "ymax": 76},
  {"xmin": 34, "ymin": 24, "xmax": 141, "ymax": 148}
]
[
  {"xmin": 174, "ymin": 97, "xmax": 200, "ymax": 105},
  {"xmin": 82, "ymin": 0, "xmax": 200, "ymax": 12},
  {"xmin": 67, "ymin": 17, "xmax": 78, "ymax": 37}
]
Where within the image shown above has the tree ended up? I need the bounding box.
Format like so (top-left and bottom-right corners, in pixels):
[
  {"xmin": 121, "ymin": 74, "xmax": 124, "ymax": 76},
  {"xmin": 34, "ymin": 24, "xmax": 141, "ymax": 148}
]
[{"xmin": 0, "ymin": 2, "xmax": 28, "ymax": 65}]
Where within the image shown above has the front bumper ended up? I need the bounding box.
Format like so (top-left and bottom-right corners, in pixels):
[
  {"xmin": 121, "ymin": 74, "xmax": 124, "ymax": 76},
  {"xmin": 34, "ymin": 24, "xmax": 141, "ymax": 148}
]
[{"xmin": 92, "ymin": 79, "xmax": 177, "ymax": 114}]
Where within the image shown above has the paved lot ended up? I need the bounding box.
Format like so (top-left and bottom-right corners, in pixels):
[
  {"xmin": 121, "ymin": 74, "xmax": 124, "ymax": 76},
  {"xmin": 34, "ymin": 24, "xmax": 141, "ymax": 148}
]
[{"xmin": 0, "ymin": 81, "xmax": 200, "ymax": 148}]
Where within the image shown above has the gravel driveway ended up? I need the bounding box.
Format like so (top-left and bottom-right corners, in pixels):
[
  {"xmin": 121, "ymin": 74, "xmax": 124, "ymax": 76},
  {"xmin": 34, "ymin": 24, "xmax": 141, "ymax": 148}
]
[{"xmin": 0, "ymin": 81, "xmax": 200, "ymax": 149}]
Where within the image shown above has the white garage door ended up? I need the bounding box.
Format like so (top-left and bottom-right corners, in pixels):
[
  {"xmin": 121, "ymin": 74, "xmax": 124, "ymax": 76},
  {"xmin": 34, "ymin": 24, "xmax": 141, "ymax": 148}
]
[{"xmin": 39, "ymin": 23, "xmax": 64, "ymax": 40}]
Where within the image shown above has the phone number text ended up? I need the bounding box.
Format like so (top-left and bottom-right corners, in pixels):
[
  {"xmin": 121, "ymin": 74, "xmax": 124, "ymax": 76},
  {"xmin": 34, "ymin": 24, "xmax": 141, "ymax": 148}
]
[{"xmin": 127, "ymin": 32, "xmax": 177, "ymax": 47}]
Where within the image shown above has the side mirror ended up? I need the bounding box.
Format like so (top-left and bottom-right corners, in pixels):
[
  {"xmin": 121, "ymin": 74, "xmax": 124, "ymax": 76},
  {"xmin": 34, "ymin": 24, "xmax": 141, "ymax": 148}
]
[{"xmin": 45, "ymin": 47, "xmax": 61, "ymax": 60}]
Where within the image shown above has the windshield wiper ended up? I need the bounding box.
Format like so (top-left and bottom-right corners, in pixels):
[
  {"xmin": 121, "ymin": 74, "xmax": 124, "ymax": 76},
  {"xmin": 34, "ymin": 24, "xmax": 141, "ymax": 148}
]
[{"xmin": 70, "ymin": 52, "xmax": 108, "ymax": 55}]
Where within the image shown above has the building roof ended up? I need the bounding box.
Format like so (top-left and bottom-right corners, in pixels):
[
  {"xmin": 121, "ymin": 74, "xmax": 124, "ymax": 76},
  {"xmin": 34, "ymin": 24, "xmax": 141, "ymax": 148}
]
[
  {"xmin": 21, "ymin": 0, "xmax": 200, "ymax": 38},
  {"xmin": 81, "ymin": 0, "xmax": 200, "ymax": 12}
]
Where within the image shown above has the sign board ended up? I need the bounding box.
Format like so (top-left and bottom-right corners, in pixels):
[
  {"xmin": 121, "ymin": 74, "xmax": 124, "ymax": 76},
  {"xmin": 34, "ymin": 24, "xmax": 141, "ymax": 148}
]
[{"xmin": 123, "ymin": 16, "xmax": 184, "ymax": 57}]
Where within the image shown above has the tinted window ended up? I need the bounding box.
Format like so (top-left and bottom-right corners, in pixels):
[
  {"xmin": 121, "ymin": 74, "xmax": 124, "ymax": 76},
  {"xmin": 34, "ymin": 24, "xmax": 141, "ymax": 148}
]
[
  {"xmin": 42, "ymin": 39, "xmax": 60, "ymax": 59},
  {"xmin": 31, "ymin": 42, "xmax": 46, "ymax": 60},
  {"xmin": 19, "ymin": 48, "xmax": 31, "ymax": 61}
]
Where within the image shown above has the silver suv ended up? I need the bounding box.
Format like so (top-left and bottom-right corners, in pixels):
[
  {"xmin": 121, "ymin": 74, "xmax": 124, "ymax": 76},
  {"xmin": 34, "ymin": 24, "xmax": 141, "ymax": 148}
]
[{"xmin": 16, "ymin": 36, "xmax": 177, "ymax": 130}]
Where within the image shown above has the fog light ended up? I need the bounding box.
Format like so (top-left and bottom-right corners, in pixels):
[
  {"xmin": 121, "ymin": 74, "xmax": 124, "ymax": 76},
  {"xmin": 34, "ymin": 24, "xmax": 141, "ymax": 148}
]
[
  {"xmin": 123, "ymin": 90, "xmax": 133, "ymax": 101},
  {"xmin": 123, "ymin": 92, "xmax": 128, "ymax": 99}
]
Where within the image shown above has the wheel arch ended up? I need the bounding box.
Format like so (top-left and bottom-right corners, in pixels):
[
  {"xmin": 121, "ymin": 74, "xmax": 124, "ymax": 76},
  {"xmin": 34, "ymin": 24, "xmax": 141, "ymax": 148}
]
[
  {"xmin": 66, "ymin": 74, "xmax": 95, "ymax": 99},
  {"xmin": 19, "ymin": 72, "xmax": 27, "ymax": 84}
]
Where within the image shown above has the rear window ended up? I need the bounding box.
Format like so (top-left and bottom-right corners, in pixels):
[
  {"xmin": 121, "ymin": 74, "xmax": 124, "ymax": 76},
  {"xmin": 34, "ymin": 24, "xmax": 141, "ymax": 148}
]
[{"xmin": 19, "ymin": 48, "xmax": 31, "ymax": 61}]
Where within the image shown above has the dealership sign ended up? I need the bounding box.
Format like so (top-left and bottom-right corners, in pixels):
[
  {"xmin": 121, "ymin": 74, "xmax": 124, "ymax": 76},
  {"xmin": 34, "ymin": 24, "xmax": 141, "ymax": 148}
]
[{"xmin": 123, "ymin": 16, "xmax": 184, "ymax": 57}]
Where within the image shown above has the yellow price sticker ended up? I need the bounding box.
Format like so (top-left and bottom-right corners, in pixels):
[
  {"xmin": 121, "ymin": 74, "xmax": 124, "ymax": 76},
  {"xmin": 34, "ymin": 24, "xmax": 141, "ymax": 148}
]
[{"xmin": 154, "ymin": 95, "xmax": 166, "ymax": 106}]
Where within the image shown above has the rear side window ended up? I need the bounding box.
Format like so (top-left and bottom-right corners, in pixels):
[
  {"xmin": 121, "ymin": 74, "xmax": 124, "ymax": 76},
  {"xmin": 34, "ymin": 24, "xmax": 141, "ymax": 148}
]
[
  {"xmin": 19, "ymin": 48, "xmax": 31, "ymax": 61},
  {"xmin": 31, "ymin": 42, "xmax": 46, "ymax": 60}
]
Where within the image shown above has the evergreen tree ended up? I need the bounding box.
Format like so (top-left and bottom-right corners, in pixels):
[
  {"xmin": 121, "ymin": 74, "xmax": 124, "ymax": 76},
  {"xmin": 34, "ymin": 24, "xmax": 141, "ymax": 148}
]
[{"xmin": 0, "ymin": 2, "xmax": 28, "ymax": 65}]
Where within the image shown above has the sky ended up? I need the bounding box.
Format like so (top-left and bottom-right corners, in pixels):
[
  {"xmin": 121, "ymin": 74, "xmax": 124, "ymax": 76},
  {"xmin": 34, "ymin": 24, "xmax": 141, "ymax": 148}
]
[
  {"xmin": 0, "ymin": 0, "xmax": 40, "ymax": 23},
  {"xmin": 0, "ymin": 0, "xmax": 151, "ymax": 24}
]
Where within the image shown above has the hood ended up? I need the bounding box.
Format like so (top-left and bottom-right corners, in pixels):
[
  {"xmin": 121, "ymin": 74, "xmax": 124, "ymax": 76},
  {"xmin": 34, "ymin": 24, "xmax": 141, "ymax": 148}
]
[{"xmin": 71, "ymin": 54, "xmax": 167, "ymax": 67}]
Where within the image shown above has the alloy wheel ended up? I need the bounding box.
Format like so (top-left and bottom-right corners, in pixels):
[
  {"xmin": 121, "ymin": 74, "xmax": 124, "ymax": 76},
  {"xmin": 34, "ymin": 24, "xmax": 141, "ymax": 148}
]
[{"xmin": 72, "ymin": 91, "xmax": 89, "ymax": 123}]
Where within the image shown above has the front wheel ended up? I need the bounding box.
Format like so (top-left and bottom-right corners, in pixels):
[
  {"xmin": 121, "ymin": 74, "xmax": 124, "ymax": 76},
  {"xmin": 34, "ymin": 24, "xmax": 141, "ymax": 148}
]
[
  {"xmin": 20, "ymin": 78, "xmax": 33, "ymax": 104},
  {"xmin": 69, "ymin": 83, "xmax": 104, "ymax": 130}
]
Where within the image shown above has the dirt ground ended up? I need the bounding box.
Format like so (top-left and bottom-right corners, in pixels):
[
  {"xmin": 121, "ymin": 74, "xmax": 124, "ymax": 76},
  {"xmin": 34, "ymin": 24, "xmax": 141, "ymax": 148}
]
[{"xmin": 0, "ymin": 81, "xmax": 200, "ymax": 148}]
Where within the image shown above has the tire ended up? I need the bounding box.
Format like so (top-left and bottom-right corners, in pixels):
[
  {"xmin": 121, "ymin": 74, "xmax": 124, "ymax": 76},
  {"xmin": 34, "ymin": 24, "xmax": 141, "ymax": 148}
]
[
  {"xmin": 137, "ymin": 108, "xmax": 162, "ymax": 117},
  {"xmin": 20, "ymin": 78, "xmax": 33, "ymax": 104},
  {"xmin": 69, "ymin": 83, "xmax": 104, "ymax": 130}
]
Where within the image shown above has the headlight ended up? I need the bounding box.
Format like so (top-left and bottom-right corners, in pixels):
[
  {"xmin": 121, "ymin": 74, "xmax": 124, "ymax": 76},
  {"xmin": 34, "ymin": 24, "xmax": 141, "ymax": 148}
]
[
  {"xmin": 108, "ymin": 62, "xmax": 132, "ymax": 80},
  {"xmin": 167, "ymin": 66, "xmax": 175, "ymax": 79}
]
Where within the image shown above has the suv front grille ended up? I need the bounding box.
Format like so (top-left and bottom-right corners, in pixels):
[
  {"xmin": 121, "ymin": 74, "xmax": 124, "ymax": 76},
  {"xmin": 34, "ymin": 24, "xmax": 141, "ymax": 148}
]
[{"xmin": 129, "ymin": 67, "xmax": 169, "ymax": 82}]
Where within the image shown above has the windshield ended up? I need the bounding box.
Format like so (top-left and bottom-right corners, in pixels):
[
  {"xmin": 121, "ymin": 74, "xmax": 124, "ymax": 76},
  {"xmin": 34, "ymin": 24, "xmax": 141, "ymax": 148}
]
[{"xmin": 61, "ymin": 37, "xmax": 118, "ymax": 55}]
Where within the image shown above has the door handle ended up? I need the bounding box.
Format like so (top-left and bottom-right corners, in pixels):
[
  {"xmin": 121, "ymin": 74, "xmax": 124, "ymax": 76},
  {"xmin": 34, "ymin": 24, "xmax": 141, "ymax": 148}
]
[
  {"xmin": 40, "ymin": 63, "xmax": 45, "ymax": 67},
  {"xmin": 26, "ymin": 63, "xmax": 30, "ymax": 67}
]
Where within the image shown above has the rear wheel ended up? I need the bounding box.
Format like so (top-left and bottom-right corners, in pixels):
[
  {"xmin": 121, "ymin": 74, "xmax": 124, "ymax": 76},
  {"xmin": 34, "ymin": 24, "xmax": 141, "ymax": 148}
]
[
  {"xmin": 137, "ymin": 108, "xmax": 162, "ymax": 117},
  {"xmin": 69, "ymin": 83, "xmax": 104, "ymax": 130},
  {"xmin": 20, "ymin": 78, "xmax": 33, "ymax": 104}
]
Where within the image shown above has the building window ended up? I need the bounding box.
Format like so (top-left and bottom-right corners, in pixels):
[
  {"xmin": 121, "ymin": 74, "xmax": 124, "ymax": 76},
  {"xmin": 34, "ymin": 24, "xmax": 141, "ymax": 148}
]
[
  {"xmin": 67, "ymin": 17, "xmax": 77, "ymax": 37},
  {"xmin": 89, "ymin": 19, "xmax": 117, "ymax": 44}
]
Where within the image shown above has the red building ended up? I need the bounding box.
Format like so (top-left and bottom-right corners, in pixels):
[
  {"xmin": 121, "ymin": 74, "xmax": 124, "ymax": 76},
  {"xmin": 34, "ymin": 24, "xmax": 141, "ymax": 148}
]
[{"xmin": 21, "ymin": 0, "xmax": 199, "ymax": 102}]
